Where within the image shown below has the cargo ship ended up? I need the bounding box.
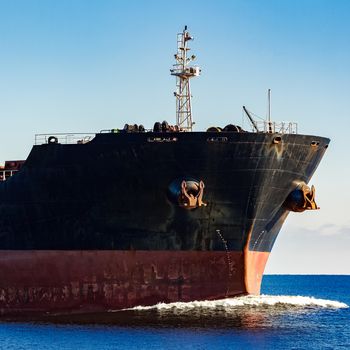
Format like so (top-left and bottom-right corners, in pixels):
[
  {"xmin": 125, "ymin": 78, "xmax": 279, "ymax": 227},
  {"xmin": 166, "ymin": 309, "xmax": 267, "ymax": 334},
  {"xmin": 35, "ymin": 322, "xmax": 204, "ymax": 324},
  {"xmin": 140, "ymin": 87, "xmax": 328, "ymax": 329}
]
[{"xmin": 0, "ymin": 27, "xmax": 329, "ymax": 317}]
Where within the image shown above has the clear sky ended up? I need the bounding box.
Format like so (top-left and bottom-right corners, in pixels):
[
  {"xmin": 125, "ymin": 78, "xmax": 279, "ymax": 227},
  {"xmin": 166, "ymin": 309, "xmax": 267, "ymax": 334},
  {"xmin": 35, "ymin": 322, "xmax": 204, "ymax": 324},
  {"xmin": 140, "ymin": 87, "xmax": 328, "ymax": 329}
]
[{"xmin": 0, "ymin": 0, "xmax": 349, "ymax": 273}]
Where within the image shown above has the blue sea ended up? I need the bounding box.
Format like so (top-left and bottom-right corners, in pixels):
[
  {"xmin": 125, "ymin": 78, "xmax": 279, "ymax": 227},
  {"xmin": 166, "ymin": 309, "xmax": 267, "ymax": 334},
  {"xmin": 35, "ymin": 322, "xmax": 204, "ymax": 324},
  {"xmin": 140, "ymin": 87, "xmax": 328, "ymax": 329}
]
[{"xmin": 0, "ymin": 275, "xmax": 349, "ymax": 349}]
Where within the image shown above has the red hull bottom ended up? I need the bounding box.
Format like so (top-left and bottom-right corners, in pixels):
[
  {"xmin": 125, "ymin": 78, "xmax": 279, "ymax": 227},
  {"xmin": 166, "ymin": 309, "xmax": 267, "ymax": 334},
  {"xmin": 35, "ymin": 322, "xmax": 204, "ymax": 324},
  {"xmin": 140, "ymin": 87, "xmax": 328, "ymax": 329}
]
[{"xmin": 0, "ymin": 250, "xmax": 269, "ymax": 316}]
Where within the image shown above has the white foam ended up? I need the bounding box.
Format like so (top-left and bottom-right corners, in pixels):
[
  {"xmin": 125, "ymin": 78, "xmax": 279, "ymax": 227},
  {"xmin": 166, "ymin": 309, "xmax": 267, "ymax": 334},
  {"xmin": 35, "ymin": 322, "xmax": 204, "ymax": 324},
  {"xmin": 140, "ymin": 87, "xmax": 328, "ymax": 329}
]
[{"xmin": 128, "ymin": 295, "xmax": 348, "ymax": 311}]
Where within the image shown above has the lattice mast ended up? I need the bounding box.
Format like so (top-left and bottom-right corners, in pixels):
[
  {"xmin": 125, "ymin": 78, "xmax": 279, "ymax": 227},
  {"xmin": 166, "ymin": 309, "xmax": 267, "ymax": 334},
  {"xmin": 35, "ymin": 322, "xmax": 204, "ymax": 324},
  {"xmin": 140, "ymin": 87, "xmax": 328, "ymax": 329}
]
[{"xmin": 170, "ymin": 26, "xmax": 201, "ymax": 132}]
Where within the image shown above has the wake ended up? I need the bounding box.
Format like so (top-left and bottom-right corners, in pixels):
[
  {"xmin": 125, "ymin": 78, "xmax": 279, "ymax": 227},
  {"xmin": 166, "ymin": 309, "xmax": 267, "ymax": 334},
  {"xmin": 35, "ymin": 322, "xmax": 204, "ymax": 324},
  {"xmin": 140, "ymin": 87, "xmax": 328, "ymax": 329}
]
[{"xmin": 128, "ymin": 295, "xmax": 348, "ymax": 311}]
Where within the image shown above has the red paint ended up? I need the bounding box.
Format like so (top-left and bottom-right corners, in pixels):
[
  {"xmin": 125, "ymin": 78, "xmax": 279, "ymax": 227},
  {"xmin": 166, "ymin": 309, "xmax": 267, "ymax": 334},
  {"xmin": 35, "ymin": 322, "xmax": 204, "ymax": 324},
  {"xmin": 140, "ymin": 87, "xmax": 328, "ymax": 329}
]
[
  {"xmin": 0, "ymin": 249, "xmax": 269, "ymax": 316},
  {"xmin": 242, "ymin": 224, "xmax": 270, "ymax": 295},
  {"xmin": 244, "ymin": 250, "xmax": 270, "ymax": 295},
  {"xmin": 0, "ymin": 250, "xmax": 241, "ymax": 316}
]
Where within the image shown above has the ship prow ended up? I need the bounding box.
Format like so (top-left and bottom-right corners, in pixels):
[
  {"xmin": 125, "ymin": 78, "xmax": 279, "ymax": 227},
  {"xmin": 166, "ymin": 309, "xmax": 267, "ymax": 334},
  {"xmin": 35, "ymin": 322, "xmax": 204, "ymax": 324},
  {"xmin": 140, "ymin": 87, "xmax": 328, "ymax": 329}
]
[{"xmin": 0, "ymin": 27, "xmax": 330, "ymax": 318}]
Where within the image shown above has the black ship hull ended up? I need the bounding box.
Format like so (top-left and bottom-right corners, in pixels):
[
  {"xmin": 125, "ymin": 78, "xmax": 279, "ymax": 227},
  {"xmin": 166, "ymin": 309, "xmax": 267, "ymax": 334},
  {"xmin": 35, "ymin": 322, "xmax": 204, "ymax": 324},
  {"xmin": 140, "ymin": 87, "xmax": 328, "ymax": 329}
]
[{"xmin": 0, "ymin": 131, "xmax": 329, "ymax": 316}]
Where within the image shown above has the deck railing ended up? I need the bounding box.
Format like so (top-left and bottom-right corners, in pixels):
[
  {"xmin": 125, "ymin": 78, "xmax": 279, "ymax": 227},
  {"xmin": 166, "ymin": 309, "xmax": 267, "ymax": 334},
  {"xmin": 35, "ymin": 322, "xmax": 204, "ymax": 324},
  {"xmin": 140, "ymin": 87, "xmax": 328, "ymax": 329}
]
[
  {"xmin": 34, "ymin": 123, "xmax": 299, "ymax": 147},
  {"xmin": 35, "ymin": 133, "xmax": 96, "ymax": 145},
  {"xmin": 0, "ymin": 170, "xmax": 17, "ymax": 181},
  {"xmin": 253, "ymin": 121, "xmax": 298, "ymax": 134}
]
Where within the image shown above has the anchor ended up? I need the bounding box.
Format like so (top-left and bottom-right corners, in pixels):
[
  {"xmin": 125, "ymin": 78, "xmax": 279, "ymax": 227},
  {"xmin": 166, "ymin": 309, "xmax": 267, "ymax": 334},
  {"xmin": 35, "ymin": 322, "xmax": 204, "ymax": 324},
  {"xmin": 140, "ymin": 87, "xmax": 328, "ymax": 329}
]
[
  {"xmin": 284, "ymin": 183, "xmax": 319, "ymax": 212},
  {"xmin": 168, "ymin": 178, "xmax": 207, "ymax": 210},
  {"xmin": 179, "ymin": 180, "xmax": 207, "ymax": 209}
]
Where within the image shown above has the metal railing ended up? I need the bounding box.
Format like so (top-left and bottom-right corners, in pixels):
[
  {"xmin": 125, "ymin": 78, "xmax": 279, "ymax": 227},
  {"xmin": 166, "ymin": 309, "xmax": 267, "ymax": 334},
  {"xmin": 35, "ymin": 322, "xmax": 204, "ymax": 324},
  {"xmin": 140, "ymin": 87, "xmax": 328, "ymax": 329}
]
[
  {"xmin": 0, "ymin": 170, "xmax": 17, "ymax": 181},
  {"xmin": 35, "ymin": 133, "xmax": 96, "ymax": 145},
  {"xmin": 253, "ymin": 121, "xmax": 298, "ymax": 134}
]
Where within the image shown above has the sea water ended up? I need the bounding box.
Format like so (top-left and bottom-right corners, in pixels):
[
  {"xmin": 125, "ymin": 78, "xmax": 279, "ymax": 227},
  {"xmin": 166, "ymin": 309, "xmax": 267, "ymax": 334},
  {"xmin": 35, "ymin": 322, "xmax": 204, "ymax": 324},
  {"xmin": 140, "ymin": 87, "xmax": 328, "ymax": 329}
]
[{"xmin": 0, "ymin": 275, "xmax": 349, "ymax": 349}]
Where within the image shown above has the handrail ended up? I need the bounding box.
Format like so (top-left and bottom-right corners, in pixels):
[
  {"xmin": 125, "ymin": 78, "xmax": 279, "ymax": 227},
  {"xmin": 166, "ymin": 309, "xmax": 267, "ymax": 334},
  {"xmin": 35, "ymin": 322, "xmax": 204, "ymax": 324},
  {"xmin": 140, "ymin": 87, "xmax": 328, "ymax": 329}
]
[
  {"xmin": 0, "ymin": 169, "xmax": 17, "ymax": 181},
  {"xmin": 253, "ymin": 121, "xmax": 298, "ymax": 134},
  {"xmin": 35, "ymin": 133, "xmax": 96, "ymax": 145}
]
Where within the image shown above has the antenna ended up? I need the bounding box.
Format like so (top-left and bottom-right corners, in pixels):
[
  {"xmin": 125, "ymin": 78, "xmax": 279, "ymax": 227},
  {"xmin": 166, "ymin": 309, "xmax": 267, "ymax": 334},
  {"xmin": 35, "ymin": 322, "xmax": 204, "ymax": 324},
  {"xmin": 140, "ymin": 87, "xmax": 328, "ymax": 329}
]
[
  {"xmin": 268, "ymin": 89, "xmax": 271, "ymax": 123},
  {"xmin": 170, "ymin": 26, "xmax": 201, "ymax": 132},
  {"xmin": 267, "ymin": 89, "xmax": 273, "ymax": 133}
]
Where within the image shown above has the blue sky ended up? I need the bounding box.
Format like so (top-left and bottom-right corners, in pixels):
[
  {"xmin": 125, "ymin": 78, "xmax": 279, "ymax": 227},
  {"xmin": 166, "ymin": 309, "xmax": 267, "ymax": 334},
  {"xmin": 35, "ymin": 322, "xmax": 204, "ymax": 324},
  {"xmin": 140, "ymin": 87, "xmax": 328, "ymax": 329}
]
[{"xmin": 0, "ymin": 0, "xmax": 349, "ymax": 273}]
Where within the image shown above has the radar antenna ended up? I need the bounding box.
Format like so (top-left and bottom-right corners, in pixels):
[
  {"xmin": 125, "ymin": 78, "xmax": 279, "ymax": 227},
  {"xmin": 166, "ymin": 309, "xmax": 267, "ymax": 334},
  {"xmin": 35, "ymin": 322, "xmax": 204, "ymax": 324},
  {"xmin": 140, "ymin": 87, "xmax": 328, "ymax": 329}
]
[{"xmin": 170, "ymin": 26, "xmax": 201, "ymax": 132}]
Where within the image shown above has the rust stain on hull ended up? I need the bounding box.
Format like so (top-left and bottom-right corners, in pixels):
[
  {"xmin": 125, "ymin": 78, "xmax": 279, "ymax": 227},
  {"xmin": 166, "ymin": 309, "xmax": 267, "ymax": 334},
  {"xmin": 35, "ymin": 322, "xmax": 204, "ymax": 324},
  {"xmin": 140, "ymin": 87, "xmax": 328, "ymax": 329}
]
[{"xmin": 0, "ymin": 250, "xmax": 252, "ymax": 316}]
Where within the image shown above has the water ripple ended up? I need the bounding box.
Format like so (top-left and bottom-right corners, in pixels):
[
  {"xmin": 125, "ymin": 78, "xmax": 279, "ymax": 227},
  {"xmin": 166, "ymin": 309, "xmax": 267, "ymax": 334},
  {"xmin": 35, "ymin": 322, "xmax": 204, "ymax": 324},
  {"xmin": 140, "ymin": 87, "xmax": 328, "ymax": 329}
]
[{"xmin": 126, "ymin": 295, "xmax": 349, "ymax": 311}]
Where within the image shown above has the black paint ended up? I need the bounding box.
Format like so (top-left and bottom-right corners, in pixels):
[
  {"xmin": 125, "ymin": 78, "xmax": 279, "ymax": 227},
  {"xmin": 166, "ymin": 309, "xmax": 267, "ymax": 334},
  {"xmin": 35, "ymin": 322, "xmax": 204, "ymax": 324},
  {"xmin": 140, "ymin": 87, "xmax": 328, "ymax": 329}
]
[{"xmin": 0, "ymin": 131, "xmax": 329, "ymax": 252}]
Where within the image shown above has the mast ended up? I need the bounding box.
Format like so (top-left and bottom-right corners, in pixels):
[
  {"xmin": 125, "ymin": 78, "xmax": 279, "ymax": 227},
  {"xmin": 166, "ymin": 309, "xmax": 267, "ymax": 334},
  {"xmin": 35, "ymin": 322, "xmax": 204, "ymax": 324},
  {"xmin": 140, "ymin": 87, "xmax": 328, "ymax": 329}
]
[
  {"xmin": 170, "ymin": 26, "xmax": 201, "ymax": 132},
  {"xmin": 268, "ymin": 88, "xmax": 271, "ymax": 124},
  {"xmin": 267, "ymin": 88, "xmax": 273, "ymax": 133}
]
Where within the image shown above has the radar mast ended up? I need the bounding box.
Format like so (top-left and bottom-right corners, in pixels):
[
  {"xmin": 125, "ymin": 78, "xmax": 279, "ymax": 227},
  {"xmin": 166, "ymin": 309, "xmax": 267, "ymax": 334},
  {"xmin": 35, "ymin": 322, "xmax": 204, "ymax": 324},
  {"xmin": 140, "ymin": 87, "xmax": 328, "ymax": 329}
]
[{"xmin": 170, "ymin": 26, "xmax": 201, "ymax": 132}]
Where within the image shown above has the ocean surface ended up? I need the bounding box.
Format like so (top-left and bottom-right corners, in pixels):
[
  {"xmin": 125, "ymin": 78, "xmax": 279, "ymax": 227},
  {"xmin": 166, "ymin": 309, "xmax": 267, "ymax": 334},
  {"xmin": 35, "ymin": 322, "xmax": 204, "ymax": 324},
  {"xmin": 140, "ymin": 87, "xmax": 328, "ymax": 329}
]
[{"xmin": 0, "ymin": 275, "xmax": 349, "ymax": 349}]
